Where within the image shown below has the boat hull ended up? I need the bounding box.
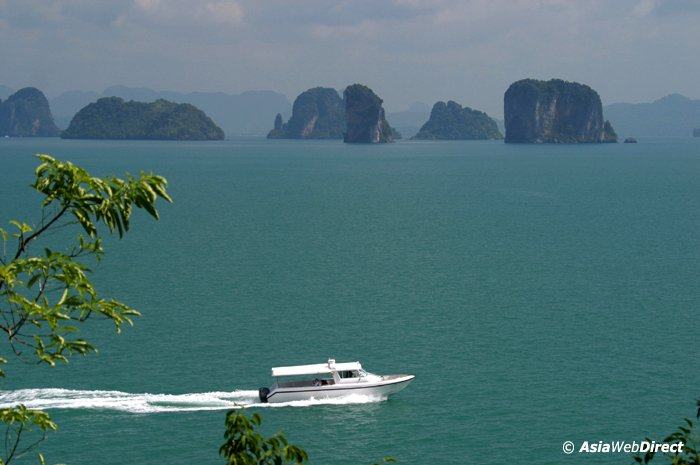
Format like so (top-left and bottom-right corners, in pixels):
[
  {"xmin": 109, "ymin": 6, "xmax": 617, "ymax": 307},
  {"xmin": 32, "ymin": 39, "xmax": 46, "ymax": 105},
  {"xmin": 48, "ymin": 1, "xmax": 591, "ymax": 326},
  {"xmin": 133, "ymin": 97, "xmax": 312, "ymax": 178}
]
[{"xmin": 265, "ymin": 375, "xmax": 414, "ymax": 403}]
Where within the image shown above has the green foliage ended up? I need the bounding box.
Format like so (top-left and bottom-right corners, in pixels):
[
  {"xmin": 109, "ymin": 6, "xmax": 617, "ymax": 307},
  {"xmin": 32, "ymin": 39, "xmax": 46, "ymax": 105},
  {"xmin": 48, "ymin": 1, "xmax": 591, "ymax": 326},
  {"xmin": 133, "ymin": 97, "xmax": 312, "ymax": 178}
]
[
  {"xmin": 0, "ymin": 406, "xmax": 57, "ymax": 465},
  {"xmin": 61, "ymin": 97, "xmax": 225, "ymax": 140},
  {"xmin": 0, "ymin": 154, "xmax": 170, "ymax": 464},
  {"xmin": 372, "ymin": 457, "xmax": 396, "ymax": 465},
  {"xmin": 413, "ymin": 101, "xmax": 502, "ymax": 140},
  {"xmin": 633, "ymin": 400, "xmax": 700, "ymax": 465},
  {"xmin": 220, "ymin": 412, "xmax": 308, "ymax": 465},
  {"xmin": 219, "ymin": 410, "xmax": 398, "ymax": 465}
]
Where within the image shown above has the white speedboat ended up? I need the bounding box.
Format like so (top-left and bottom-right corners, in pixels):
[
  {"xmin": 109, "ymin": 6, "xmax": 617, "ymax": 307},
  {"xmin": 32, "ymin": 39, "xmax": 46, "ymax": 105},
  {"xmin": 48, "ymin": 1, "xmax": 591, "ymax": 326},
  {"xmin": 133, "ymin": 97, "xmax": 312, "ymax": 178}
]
[{"xmin": 258, "ymin": 359, "xmax": 414, "ymax": 403}]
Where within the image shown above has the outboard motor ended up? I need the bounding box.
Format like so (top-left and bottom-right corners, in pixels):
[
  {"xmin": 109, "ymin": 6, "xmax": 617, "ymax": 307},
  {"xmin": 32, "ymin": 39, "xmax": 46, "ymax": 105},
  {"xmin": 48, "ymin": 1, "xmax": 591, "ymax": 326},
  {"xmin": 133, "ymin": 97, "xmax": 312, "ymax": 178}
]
[{"xmin": 258, "ymin": 387, "xmax": 270, "ymax": 403}]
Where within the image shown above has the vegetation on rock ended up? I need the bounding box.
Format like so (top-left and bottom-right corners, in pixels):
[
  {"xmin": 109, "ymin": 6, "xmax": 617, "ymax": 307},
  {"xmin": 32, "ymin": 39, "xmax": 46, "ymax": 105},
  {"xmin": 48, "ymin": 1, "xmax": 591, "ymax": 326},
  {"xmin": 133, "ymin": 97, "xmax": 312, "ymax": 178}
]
[
  {"xmin": 413, "ymin": 100, "xmax": 502, "ymax": 140},
  {"xmin": 61, "ymin": 97, "xmax": 224, "ymax": 140},
  {"xmin": 52, "ymin": 87, "xmax": 290, "ymax": 136}
]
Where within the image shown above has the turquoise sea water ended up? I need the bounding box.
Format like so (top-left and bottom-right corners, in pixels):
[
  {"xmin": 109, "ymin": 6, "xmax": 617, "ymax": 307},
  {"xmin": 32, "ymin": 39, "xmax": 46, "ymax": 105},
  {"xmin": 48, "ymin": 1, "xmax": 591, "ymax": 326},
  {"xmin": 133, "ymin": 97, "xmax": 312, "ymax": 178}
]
[{"xmin": 0, "ymin": 137, "xmax": 698, "ymax": 465}]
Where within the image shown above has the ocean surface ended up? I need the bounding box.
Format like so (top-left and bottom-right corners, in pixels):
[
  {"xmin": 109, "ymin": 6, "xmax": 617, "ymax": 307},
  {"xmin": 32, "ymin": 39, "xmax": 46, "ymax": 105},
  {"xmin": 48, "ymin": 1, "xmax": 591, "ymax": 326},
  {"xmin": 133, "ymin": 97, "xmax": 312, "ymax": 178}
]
[{"xmin": 0, "ymin": 137, "xmax": 698, "ymax": 465}]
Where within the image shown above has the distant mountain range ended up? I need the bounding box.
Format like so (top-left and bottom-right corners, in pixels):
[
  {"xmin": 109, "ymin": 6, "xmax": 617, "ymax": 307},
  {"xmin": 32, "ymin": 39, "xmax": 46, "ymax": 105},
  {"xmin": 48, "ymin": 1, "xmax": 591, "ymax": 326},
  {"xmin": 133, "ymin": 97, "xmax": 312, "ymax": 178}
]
[
  {"xmin": 50, "ymin": 86, "xmax": 291, "ymax": 136},
  {"xmin": 604, "ymin": 94, "xmax": 700, "ymax": 138},
  {"xmin": 386, "ymin": 102, "xmax": 431, "ymax": 138}
]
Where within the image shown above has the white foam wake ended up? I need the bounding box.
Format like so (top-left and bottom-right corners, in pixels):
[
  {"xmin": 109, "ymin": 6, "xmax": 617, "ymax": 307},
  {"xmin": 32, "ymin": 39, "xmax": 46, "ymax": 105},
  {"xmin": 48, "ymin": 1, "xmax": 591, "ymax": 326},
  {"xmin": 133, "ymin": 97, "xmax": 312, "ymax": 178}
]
[{"xmin": 0, "ymin": 388, "xmax": 384, "ymax": 413}]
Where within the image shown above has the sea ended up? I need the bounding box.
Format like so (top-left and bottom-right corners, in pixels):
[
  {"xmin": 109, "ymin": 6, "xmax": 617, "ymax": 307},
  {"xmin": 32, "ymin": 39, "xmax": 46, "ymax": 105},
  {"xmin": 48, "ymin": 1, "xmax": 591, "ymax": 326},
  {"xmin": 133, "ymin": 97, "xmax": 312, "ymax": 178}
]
[{"xmin": 0, "ymin": 137, "xmax": 698, "ymax": 465}]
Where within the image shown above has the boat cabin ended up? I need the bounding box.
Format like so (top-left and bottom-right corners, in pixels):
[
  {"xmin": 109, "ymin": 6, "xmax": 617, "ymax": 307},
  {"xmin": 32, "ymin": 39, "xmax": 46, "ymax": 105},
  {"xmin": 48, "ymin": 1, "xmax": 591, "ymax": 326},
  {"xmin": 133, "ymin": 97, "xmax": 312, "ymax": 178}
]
[{"xmin": 271, "ymin": 359, "xmax": 367, "ymax": 388}]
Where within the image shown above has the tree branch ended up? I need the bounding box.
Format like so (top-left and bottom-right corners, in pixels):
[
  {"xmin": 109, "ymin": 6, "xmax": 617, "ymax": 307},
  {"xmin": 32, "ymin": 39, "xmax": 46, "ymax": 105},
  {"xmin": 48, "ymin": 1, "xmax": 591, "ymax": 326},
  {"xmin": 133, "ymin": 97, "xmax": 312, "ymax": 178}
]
[
  {"xmin": 14, "ymin": 205, "xmax": 69, "ymax": 260},
  {"xmin": 4, "ymin": 421, "xmax": 23, "ymax": 465},
  {"xmin": 0, "ymin": 205, "xmax": 70, "ymax": 295}
]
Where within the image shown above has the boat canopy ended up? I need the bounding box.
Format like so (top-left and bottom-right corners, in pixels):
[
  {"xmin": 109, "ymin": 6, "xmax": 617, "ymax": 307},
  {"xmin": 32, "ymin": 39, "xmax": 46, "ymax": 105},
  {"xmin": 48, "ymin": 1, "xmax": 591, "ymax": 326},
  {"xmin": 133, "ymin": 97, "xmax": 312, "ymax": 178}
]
[{"xmin": 271, "ymin": 360, "xmax": 362, "ymax": 377}]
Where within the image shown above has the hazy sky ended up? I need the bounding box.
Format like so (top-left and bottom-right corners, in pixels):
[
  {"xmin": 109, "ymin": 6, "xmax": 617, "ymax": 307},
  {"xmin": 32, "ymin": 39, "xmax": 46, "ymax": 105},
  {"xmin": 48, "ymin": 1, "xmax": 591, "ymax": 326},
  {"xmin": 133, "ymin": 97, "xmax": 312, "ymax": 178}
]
[{"xmin": 1, "ymin": 0, "xmax": 698, "ymax": 116}]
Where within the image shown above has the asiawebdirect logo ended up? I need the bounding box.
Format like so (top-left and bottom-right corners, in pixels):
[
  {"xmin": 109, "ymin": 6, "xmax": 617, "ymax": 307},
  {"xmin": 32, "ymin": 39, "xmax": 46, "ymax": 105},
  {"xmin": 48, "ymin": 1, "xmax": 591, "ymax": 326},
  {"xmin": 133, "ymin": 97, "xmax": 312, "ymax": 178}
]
[{"xmin": 562, "ymin": 440, "xmax": 684, "ymax": 455}]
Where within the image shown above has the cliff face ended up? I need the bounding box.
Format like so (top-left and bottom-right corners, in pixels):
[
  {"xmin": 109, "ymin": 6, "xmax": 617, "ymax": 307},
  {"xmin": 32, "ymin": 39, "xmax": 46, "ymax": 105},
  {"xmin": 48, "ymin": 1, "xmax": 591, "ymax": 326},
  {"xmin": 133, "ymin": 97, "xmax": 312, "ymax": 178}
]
[
  {"xmin": 413, "ymin": 101, "xmax": 503, "ymax": 140},
  {"xmin": 0, "ymin": 87, "xmax": 60, "ymax": 137},
  {"xmin": 267, "ymin": 113, "xmax": 286, "ymax": 138},
  {"xmin": 343, "ymin": 84, "xmax": 400, "ymax": 143},
  {"xmin": 267, "ymin": 87, "xmax": 344, "ymax": 139},
  {"xmin": 62, "ymin": 97, "xmax": 224, "ymax": 140},
  {"xmin": 504, "ymin": 79, "xmax": 617, "ymax": 143}
]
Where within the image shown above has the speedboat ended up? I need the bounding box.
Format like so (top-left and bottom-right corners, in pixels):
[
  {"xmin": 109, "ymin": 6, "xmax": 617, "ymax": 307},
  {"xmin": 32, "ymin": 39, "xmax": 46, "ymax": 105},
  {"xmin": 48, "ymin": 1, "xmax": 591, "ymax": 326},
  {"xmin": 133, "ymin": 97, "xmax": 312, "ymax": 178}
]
[{"xmin": 258, "ymin": 359, "xmax": 414, "ymax": 403}]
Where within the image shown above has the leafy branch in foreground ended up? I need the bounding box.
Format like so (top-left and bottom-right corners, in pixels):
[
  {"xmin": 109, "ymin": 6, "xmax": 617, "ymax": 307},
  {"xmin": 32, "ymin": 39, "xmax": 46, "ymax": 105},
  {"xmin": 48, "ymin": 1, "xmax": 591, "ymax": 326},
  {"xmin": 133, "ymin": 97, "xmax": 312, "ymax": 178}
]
[
  {"xmin": 0, "ymin": 154, "xmax": 171, "ymax": 464},
  {"xmin": 220, "ymin": 412, "xmax": 308, "ymax": 465},
  {"xmin": 633, "ymin": 399, "xmax": 700, "ymax": 465},
  {"xmin": 219, "ymin": 410, "xmax": 397, "ymax": 465},
  {"xmin": 0, "ymin": 406, "xmax": 56, "ymax": 465}
]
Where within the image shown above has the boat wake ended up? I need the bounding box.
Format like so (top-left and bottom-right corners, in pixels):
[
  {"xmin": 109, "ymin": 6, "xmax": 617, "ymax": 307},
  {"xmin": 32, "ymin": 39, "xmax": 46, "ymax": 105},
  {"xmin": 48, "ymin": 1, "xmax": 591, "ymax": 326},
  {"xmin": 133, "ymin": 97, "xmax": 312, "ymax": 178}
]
[{"xmin": 0, "ymin": 388, "xmax": 386, "ymax": 414}]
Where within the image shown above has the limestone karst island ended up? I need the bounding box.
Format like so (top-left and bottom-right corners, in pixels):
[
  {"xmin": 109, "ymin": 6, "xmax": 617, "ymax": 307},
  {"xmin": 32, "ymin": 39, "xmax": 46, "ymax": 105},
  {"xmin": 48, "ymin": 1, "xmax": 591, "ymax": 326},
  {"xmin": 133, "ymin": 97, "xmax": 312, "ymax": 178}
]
[
  {"xmin": 2, "ymin": 80, "xmax": 629, "ymax": 146},
  {"xmin": 268, "ymin": 84, "xmax": 401, "ymax": 144},
  {"xmin": 412, "ymin": 101, "xmax": 502, "ymax": 140},
  {"xmin": 61, "ymin": 97, "xmax": 224, "ymax": 140},
  {"xmin": 0, "ymin": 87, "xmax": 60, "ymax": 137},
  {"xmin": 267, "ymin": 87, "xmax": 345, "ymax": 139},
  {"xmin": 504, "ymin": 78, "xmax": 617, "ymax": 144}
]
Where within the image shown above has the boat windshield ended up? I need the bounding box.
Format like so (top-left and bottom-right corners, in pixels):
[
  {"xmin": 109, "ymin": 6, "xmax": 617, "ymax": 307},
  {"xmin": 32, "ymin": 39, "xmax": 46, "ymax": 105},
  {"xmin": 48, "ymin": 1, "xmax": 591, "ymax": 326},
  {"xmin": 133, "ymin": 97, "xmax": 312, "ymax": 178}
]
[{"xmin": 339, "ymin": 369, "xmax": 371, "ymax": 379}]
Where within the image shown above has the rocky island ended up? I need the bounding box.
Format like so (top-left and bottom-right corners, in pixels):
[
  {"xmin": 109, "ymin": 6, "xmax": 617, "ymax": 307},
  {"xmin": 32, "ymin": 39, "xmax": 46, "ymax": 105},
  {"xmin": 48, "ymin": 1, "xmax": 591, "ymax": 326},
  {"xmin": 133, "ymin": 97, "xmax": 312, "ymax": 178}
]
[
  {"xmin": 62, "ymin": 97, "xmax": 224, "ymax": 140},
  {"xmin": 0, "ymin": 87, "xmax": 60, "ymax": 137},
  {"xmin": 343, "ymin": 84, "xmax": 400, "ymax": 143},
  {"xmin": 504, "ymin": 79, "xmax": 617, "ymax": 143},
  {"xmin": 267, "ymin": 87, "xmax": 344, "ymax": 139},
  {"xmin": 413, "ymin": 101, "xmax": 502, "ymax": 140}
]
